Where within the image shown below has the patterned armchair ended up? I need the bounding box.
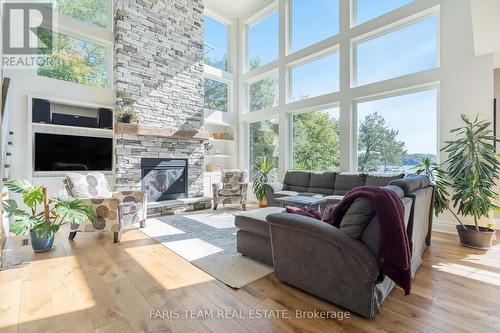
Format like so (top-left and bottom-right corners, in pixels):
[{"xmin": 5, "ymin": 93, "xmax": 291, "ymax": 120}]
[
  {"xmin": 212, "ymin": 169, "xmax": 248, "ymax": 211},
  {"xmin": 64, "ymin": 172, "xmax": 147, "ymax": 243}
]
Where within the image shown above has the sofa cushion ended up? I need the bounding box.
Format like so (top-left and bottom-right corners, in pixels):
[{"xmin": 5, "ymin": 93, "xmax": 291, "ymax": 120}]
[
  {"xmin": 384, "ymin": 185, "xmax": 405, "ymax": 199},
  {"xmin": 284, "ymin": 171, "xmax": 311, "ymax": 192},
  {"xmin": 235, "ymin": 207, "xmax": 285, "ymax": 237},
  {"xmin": 389, "ymin": 175, "xmax": 428, "ymax": 195},
  {"xmin": 365, "ymin": 173, "xmax": 404, "ymax": 187},
  {"xmin": 308, "ymin": 172, "xmax": 336, "ymax": 195},
  {"xmin": 339, "ymin": 197, "xmax": 375, "ymax": 239},
  {"xmin": 274, "ymin": 190, "xmax": 299, "ymax": 197},
  {"xmin": 333, "ymin": 173, "xmax": 366, "ymax": 195}
]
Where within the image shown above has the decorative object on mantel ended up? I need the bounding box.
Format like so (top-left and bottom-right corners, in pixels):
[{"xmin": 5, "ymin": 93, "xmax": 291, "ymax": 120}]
[
  {"xmin": 116, "ymin": 106, "xmax": 138, "ymax": 124},
  {"xmin": 212, "ymin": 131, "xmax": 233, "ymax": 140},
  {"xmin": 442, "ymin": 114, "xmax": 499, "ymax": 249},
  {"xmin": 115, "ymin": 122, "xmax": 210, "ymax": 140},
  {"xmin": 203, "ymin": 142, "xmax": 214, "ymax": 155},
  {"xmin": 205, "ymin": 164, "xmax": 222, "ymax": 172},
  {"xmin": 1, "ymin": 179, "xmax": 95, "ymax": 253}
]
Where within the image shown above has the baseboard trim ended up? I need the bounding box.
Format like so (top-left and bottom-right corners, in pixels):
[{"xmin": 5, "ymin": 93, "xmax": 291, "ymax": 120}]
[{"xmin": 433, "ymin": 219, "xmax": 458, "ymax": 234}]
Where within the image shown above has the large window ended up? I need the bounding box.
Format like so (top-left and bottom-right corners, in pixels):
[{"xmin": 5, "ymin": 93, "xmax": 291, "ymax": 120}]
[
  {"xmin": 37, "ymin": 30, "xmax": 108, "ymax": 88},
  {"xmin": 354, "ymin": 0, "xmax": 413, "ymax": 25},
  {"xmin": 355, "ymin": 16, "xmax": 438, "ymax": 86},
  {"xmin": 249, "ymin": 119, "xmax": 279, "ymax": 178},
  {"xmin": 292, "ymin": 107, "xmax": 340, "ymax": 171},
  {"xmin": 54, "ymin": 0, "xmax": 108, "ymax": 28},
  {"xmin": 249, "ymin": 74, "xmax": 279, "ymax": 112},
  {"xmin": 204, "ymin": 16, "xmax": 229, "ymax": 71},
  {"xmin": 290, "ymin": 52, "xmax": 339, "ymax": 102},
  {"xmin": 248, "ymin": 10, "xmax": 279, "ymax": 70},
  {"xmin": 204, "ymin": 79, "xmax": 228, "ymax": 112},
  {"xmin": 291, "ymin": 0, "xmax": 339, "ymax": 52},
  {"xmin": 357, "ymin": 89, "xmax": 437, "ymax": 173}
]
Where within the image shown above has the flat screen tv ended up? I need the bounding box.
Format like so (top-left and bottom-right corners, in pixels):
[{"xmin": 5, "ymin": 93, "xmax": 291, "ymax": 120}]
[{"xmin": 35, "ymin": 133, "xmax": 113, "ymax": 171}]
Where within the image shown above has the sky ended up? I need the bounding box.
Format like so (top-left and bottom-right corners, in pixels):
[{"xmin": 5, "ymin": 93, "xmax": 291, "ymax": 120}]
[{"xmin": 204, "ymin": 0, "xmax": 438, "ymax": 155}]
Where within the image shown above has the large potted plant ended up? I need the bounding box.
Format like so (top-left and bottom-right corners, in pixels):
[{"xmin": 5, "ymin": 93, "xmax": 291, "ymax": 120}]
[
  {"xmin": 2, "ymin": 180, "xmax": 95, "ymax": 253},
  {"xmin": 442, "ymin": 114, "xmax": 499, "ymax": 249},
  {"xmin": 252, "ymin": 156, "xmax": 277, "ymax": 207},
  {"xmin": 416, "ymin": 157, "xmax": 464, "ymax": 225}
]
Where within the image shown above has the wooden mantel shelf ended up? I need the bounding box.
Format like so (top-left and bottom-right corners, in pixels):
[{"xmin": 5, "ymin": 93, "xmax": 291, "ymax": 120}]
[{"xmin": 115, "ymin": 123, "xmax": 210, "ymax": 140}]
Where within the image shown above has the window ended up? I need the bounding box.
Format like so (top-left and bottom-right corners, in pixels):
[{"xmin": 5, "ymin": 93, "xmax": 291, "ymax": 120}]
[
  {"xmin": 354, "ymin": 0, "xmax": 413, "ymax": 25},
  {"xmin": 204, "ymin": 79, "xmax": 228, "ymax": 112},
  {"xmin": 249, "ymin": 74, "xmax": 279, "ymax": 112},
  {"xmin": 204, "ymin": 16, "xmax": 229, "ymax": 71},
  {"xmin": 291, "ymin": 0, "xmax": 339, "ymax": 52},
  {"xmin": 292, "ymin": 107, "xmax": 340, "ymax": 171},
  {"xmin": 248, "ymin": 10, "xmax": 279, "ymax": 70},
  {"xmin": 355, "ymin": 16, "xmax": 438, "ymax": 86},
  {"xmin": 357, "ymin": 89, "xmax": 437, "ymax": 173},
  {"xmin": 290, "ymin": 52, "xmax": 339, "ymax": 102},
  {"xmin": 249, "ymin": 119, "xmax": 279, "ymax": 178},
  {"xmin": 54, "ymin": 0, "xmax": 108, "ymax": 28},
  {"xmin": 37, "ymin": 30, "xmax": 108, "ymax": 88}
]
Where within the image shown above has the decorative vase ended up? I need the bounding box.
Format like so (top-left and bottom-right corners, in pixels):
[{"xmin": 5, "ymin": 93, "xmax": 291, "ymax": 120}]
[
  {"xmin": 456, "ymin": 225, "xmax": 495, "ymax": 250},
  {"xmin": 30, "ymin": 230, "xmax": 55, "ymax": 253},
  {"xmin": 258, "ymin": 198, "xmax": 268, "ymax": 208},
  {"xmin": 122, "ymin": 115, "xmax": 132, "ymax": 123}
]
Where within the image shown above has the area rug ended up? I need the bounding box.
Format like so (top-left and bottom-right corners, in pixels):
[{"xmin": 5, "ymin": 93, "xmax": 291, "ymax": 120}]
[{"xmin": 141, "ymin": 210, "xmax": 273, "ymax": 288}]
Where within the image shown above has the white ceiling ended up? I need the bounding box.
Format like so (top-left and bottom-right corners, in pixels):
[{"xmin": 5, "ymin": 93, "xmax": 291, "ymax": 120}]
[{"xmin": 205, "ymin": 0, "xmax": 273, "ymax": 18}]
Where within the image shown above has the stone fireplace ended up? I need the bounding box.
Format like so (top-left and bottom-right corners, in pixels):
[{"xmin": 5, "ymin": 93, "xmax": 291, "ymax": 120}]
[
  {"xmin": 141, "ymin": 158, "xmax": 188, "ymax": 202},
  {"xmin": 113, "ymin": 0, "xmax": 206, "ymax": 204}
]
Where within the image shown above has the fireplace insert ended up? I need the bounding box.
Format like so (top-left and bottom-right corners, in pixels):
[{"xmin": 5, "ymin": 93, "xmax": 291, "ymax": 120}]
[{"xmin": 141, "ymin": 158, "xmax": 188, "ymax": 202}]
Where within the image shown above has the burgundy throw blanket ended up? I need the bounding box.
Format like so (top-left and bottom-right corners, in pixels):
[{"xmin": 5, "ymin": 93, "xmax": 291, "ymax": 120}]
[{"xmin": 329, "ymin": 186, "xmax": 412, "ymax": 295}]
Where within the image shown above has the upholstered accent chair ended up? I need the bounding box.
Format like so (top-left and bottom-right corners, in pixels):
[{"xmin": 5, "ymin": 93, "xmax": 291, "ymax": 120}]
[
  {"xmin": 212, "ymin": 169, "xmax": 248, "ymax": 211},
  {"xmin": 64, "ymin": 172, "xmax": 147, "ymax": 243}
]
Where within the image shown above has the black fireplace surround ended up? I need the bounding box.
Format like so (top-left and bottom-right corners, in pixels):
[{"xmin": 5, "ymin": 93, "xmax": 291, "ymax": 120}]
[{"xmin": 141, "ymin": 158, "xmax": 188, "ymax": 202}]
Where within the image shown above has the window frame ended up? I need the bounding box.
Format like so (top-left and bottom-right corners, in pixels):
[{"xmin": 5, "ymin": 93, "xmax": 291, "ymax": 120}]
[
  {"xmin": 244, "ymin": 3, "xmax": 280, "ymax": 73},
  {"xmin": 204, "ymin": 11, "xmax": 232, "ymax": 73},
  {"xmin": 203, "ymin": 75, "xmax": 233, "ymax": 113},
  {"xmin": 288, "ymin": 103, "xmax": 341, "ymax": 171},
  {"xmin": 234, "ymin": 1, "xmax": 441, "ymax": 176},
  {"xmin": 246, "ymin": 68, "xmax": 280, "ymax": 113},
  {"xmin": 352, "ymin": 84, "xmax": 440, "ymax": 172},
  {"xmin": 351, "ymin": 8, "xmax": 440, "ymax": 87},
  {"xmin": 287, "ymin": 46, "xmax": 340, "ymax": 103},
  {"xmin": 35, "ymin": 2, "xmax": 113, "ymax": 89}
]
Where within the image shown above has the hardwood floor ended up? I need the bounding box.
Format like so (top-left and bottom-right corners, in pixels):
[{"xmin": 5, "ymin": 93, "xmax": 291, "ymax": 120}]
[{"xmin": 1, "ymin": 219, "xmax": 499, "ymax": 333}]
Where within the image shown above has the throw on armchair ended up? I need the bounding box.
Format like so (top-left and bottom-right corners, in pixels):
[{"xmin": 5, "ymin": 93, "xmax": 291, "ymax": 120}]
[
  {"xmin": 213, "ymin": 170, "xmax": 248, "ymax": 211},
  {"xmin": 64, "ymin": 172, "xmax": 147, "ymax": 243}
]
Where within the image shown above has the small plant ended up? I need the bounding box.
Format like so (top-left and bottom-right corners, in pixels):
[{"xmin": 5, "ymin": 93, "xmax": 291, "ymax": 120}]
[
  {"xmin": 116, "ymin": 106, "xmax": 138, "ymax": 123},
  {"xmin": 203, "ymin": 142, "xmax": 214, "ymax": 152},
  {"xmin": 442, "ymin": 114, "xmax": 499, "ymax": 231},
  {"xmin": 252, "ymin": 156, "xmax": 278, "ymax": 205},
  {"xmin": 2, "ymin": 179, "xmax": 95, "ymax": 239}
]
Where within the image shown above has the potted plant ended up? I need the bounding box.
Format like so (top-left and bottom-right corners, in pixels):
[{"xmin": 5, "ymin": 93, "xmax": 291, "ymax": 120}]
[
  {"xmin": 203, "ymin": 142, "xmax": 214, "ymax": 155},
  {"xmin": 1, "ymin": 180, "xmax": 95, "ymax": 253},
  {"xmin": 252, "ymin": 156, "xmax": 277, "ymax": 207},
  {"xmin": 416, "ymin": 158, "xmax": 466, "ymax": 224},
  {"xmin": 442, "ymin": 114, "xmax": 499, "ymax": 249},
  {"xmin": 116, "ymin": 107, "xmax": 138, "ymax": 124}
]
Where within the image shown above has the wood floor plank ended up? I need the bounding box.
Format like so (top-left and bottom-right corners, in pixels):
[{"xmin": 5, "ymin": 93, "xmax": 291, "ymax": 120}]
[{"xmin": 1, "ymin": 220, "xmax": 499, "ymax": 333}]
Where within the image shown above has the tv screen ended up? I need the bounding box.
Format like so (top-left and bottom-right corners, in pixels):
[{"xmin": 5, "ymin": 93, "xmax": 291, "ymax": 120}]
[{"xmin": 35, "ymin": 133, "xmax": 113, "ymax": 171}]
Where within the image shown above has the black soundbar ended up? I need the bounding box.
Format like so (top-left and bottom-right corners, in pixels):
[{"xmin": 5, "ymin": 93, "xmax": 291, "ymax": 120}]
[{"xmin": 52, "ymin": 113, "xmax": 98, "ymax": 128}]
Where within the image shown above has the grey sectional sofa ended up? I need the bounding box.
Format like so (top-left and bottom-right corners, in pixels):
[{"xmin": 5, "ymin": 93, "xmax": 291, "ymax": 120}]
[
  {"xmin": 265, "ymin": 171, "xmax": 404, "ymax": 208},
  {"xmin": 236, "ymin": 174, "xmax": 434, "ymax": 318}
]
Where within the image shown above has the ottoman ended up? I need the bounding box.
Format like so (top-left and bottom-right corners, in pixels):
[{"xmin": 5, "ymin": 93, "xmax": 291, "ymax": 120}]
[{"xmin": 235, "ymin": 207, "xmax": 285, "ymax": 266}]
